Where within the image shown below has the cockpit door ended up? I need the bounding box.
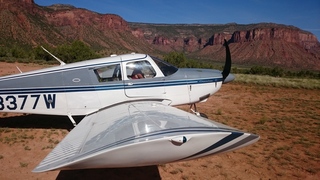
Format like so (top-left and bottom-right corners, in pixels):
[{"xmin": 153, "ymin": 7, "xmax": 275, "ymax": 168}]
[{"xmin": 124, "ymin": 60, "xmax": 165, "ymax": 98}]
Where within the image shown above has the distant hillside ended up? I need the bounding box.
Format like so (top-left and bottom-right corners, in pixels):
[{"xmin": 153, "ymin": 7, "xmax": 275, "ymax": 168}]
[
  {"xmin": 0, "ymin": 0, "xmax": 319, "ymax": 70},
  {"xmin": 130, "ymin": 23, "xmax": 320, "ymax": 70},
  {"xmin": 0, "ymin": 0, "xmax": 153, "ymax": 54}
]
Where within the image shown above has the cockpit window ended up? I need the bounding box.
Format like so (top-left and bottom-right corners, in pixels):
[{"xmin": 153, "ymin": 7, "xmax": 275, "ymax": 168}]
[
  {"xmin": 151, "ymin": 56, "xmax": 178, "ymax": 76},
  {"xmin": 126, "ymin": 60, "xmax": 156, "ymax": 79},
  {"xmin": 94, "ymin": 64, "xmax": 122, "ymax": 82}
]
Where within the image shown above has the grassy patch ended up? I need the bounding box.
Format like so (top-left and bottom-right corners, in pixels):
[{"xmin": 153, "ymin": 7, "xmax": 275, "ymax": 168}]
[
  {"xmin": 24, "ymin": 146, "xmax": 31, "ymax": 151},
  {"xmin": 234, "ymin": 74, "xmax": 320, "ymax": 89},
  {"xmin": 1, "ymin": 129, "xmax": 37, "ymax": 145},
  {"xmin": 19, "ymin": 162, "xmax": 28, "ymax": 168}
]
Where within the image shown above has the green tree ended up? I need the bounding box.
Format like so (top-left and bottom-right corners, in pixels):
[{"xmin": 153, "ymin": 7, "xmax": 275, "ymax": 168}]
[
  {"xmin": 163, "ymin": 51, "xmax": 214, "ymax": 69},
  {"xmin": 54, "ymin": 44, "xmax": 72, "ymax": 62},
  {"xmin": 0, "ymin": 47, "xmax": 9, "ymax": 57},
  {"xmin": 69, "ymin": 40, "xmax": 100, "ymax": 62},
  {"xmin": 33, "ymin": 41, "xmax": 100, "ymax": 63},
  {"xmin": 54, "ymin": 41, "xmax": 100, "ymax": 63},
  {"xmin": 33, "ymin": 45, "xmax": 54, "ymax": 61},
  {"xmin": 248, "ymin": 66, "xmax": 265, "ymax": 75},
  {"xmin": 271, "ymin": 67, "xmax": 284, "ymax": 77},
  {"xmin": 11, "ymin": 46, "xmax": 27, "ymax": 58},
  {"xmin": 164, "ymin": 52, "xmax": 187, "ymax": 67}
]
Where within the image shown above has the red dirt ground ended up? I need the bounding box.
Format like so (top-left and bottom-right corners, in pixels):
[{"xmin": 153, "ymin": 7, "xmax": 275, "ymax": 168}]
[{"xmin": 0, "ymin": 62, "xmax": 319, "ymax": 179}]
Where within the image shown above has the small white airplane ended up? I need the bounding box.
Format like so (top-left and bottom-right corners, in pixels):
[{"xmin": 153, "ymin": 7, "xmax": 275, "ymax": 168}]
[{"xmin": 0, "ymin": 40, "xmax": 259, "ymax": 172}]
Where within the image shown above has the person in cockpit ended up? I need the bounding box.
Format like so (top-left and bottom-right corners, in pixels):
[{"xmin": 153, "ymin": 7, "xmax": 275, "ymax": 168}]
[{"xmin": 131, "ymin": 68, "xmax": 144, "ymax": 79}]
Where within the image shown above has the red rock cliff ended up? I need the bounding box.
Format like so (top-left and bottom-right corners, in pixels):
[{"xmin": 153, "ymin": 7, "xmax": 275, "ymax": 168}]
[
  {"xmin": 0, "ymin": 0, "xmax": 134, "ymax": 50},
  {"xmin": 1, "ymin": 0, "xmax": 319, "ymax": 70},
  {"xmin": 231, "ymin": 28, "xmax": 318, "ymax": 49}
]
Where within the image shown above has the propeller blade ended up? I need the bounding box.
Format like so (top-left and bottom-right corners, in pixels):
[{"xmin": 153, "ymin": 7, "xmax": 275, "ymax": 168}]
[{"xmin": 221, "ymin": 39, "xmax": 231, "ymax": 81}]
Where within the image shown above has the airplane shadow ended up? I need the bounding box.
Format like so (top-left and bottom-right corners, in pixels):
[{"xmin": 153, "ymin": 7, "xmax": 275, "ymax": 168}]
[
  {"xmin": 56, "ymin": 166, "xmax": 161, "ymax": 180},
  {"xmin": 0, "ymin": 115, "xmax": 162, "ymax": 179},
  {"xmin": 0, "ymin": 114, "xmax": 84, "ymax": 130}
]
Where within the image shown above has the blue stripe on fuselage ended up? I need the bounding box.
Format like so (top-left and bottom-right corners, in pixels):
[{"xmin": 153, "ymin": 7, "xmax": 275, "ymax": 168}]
[{"xmin": 0, "ymin": 77, "xmax": 223, "ymax": 95}]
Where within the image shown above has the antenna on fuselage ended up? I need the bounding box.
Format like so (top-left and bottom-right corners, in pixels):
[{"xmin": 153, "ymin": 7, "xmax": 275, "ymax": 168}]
[
  {"xmin": 16, "ymin": 66, "xmax": 22, "ymax": 73},
  {"xmin": 41, "ymin": 46, "xmax": 66, "ymax": 66}
]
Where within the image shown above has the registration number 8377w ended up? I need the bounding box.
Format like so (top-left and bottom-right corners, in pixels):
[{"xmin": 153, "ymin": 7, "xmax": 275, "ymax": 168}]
[{"xmin": 0, "ymin": 94, "xmax": 56, "ymax": 111}]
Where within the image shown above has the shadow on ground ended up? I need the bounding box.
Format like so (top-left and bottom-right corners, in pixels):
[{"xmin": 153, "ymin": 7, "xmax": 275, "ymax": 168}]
[
  {"xmin": 56, "ymin": 166, "xmax": 161, "ymax": 180},
  {"xmin": 0, "ymin": 114, "xmax": 84, "ymax": 130},
  {"xmin": 0, "ymin": 115, "xmax": 162, "ymax": 179}
]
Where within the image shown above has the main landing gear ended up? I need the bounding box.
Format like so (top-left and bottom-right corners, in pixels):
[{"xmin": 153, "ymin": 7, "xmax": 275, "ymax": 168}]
[{"xmin": 190, "ymin": 103, "xmax": 208, "ymax": 118}]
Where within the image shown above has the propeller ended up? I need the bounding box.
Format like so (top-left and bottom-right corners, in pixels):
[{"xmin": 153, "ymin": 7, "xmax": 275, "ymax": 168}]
[{"xmin": 221, "ymin": 39, "xmax": 231, "ymax": 81}]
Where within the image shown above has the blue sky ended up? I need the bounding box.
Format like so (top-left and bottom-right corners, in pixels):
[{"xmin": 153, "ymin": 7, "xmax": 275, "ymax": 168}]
[{"xmin": 35, "ymin": 0, "xmax": 320, "ymax": 40}]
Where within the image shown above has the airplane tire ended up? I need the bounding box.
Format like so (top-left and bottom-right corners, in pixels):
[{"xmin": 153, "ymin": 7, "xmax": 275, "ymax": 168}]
[{"xmin": 200, "ymin": 113, "xmax": 208, "ymax": 118}]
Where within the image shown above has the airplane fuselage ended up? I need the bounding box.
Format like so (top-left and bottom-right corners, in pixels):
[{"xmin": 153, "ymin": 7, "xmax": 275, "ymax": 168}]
[{"xmin": 0, "ymin": 53, "xmax": 223, "ymax": 116}]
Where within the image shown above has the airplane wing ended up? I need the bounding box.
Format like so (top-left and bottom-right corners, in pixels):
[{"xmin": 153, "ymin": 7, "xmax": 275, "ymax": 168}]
[{"xmin": 33, "ymin": 100, "xmax": 259, "ymax": 172}]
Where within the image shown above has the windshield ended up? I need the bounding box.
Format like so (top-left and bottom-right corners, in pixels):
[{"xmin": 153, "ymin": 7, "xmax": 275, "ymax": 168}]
[{"xmin": 151, "ymin": 56, "xmax": 178, "ymax": 76}]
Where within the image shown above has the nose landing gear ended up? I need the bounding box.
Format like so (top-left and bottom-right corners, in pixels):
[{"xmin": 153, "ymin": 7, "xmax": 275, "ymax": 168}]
[{"xmin": 190, "ymin": 103, "xmax": 208, "ymax": 118}]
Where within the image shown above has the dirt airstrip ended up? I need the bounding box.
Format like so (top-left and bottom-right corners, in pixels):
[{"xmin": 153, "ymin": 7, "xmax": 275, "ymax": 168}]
[{"xmin": 0, "ymin": 62, "xmax": 319, "ymax": 180}]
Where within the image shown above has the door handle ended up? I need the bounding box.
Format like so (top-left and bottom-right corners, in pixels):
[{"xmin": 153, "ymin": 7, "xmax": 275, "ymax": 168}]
[{"xmin": 127, "ymin": 82, "xmax": 133, "ymax": 86}]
